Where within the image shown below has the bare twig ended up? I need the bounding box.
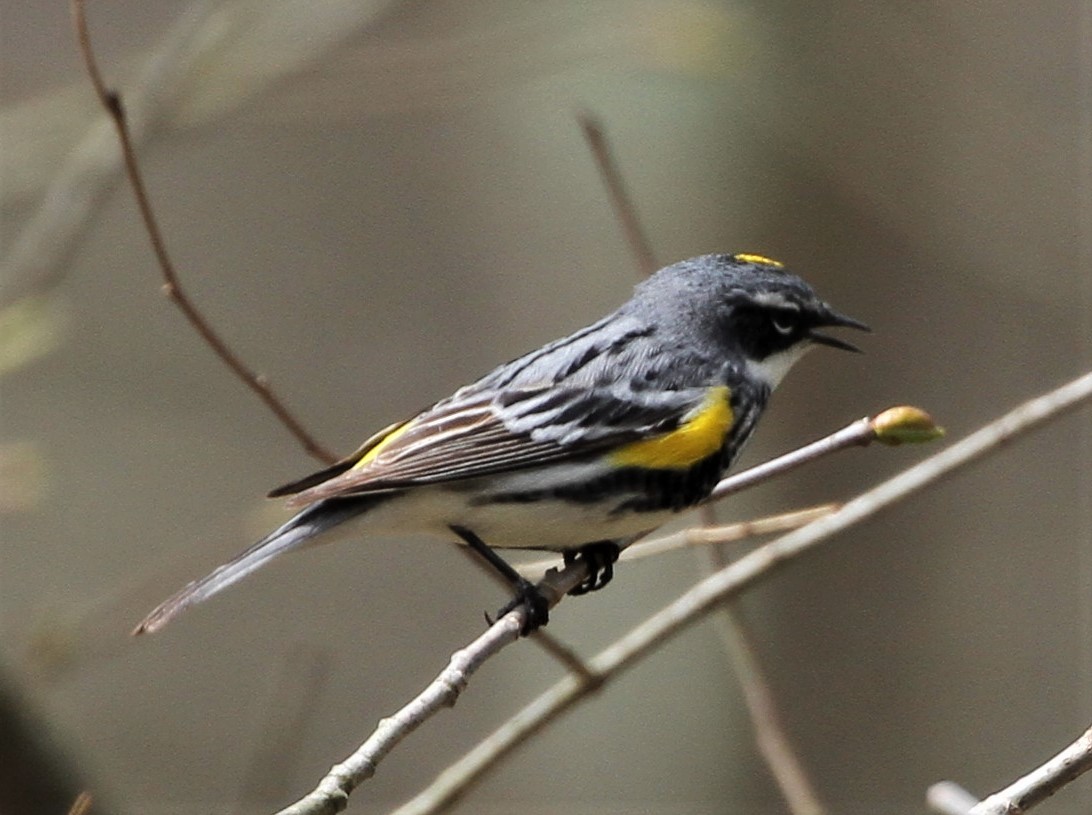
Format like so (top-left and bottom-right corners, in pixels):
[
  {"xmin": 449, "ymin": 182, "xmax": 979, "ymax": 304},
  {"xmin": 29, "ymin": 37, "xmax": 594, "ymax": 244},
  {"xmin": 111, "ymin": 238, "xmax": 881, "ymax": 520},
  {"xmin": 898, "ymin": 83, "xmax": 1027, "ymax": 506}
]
[
  {"xmin": 929, "ymin": 725, "xmax": 1092, "ymax": 815},
  {"xmin": 8, "ymin": 0, "xmax": 404, "ymax": 311},
  {"xmin": 66, "ymin": 791, "xmax": 93, "ymax": 815},
  {"xmin": 703, "ymin": 544, "xmax": 825, "ymax": 815},
  {"xmin": 709, "ymin": 406, "xmax": 942, "ymax": 505},
  {"xmin": 517, "ymin": 503, "xmax": 838, "ymax": 576},
  {"xmin": 453, "ymin": 543, "xmax": 596, "ymax": 680},
  {"xmin": 274, "ymin": 561, "xmax": 592, "ymax": 815},
  {"xmin": 713, "ymin": 418, "xmax": 867, "ymax": 500},
  {"xmin": 646, "ymin": 505, "xmax": 837, "ymax": 555},
  {"xmin": 71, "ymin": 0, "xmax": 336, "ymax": 465},
  {"xmin": 373, "ymin": 371, "xmax": 1091, "ymax": 815},
  {"xmin": 696, "ymin": 495, "xmax": 824, "ymax": 815},
  {"xmin": 514, "ymin": 402, "xmax": 939, "ymax": 576},
  {"xmin": 577, "ymin": 111, "xmax": 658, "ymax": 277}
]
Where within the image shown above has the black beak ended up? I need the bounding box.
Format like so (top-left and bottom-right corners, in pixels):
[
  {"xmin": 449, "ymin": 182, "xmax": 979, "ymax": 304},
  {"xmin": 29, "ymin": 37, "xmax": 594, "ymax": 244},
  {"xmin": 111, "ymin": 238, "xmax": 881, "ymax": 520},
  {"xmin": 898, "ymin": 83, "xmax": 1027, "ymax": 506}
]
[{"xmin": 808, "ymin": 307, "xmax": 871, "ymax": 353}]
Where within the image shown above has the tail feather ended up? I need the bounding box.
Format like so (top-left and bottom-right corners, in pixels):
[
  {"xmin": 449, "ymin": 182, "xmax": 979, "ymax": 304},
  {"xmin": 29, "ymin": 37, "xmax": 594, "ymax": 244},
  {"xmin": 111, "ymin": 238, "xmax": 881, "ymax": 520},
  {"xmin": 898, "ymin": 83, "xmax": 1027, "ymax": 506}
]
[{"xmin": 134, "ymin": 498, "xmax": 376, "ymax": 635}]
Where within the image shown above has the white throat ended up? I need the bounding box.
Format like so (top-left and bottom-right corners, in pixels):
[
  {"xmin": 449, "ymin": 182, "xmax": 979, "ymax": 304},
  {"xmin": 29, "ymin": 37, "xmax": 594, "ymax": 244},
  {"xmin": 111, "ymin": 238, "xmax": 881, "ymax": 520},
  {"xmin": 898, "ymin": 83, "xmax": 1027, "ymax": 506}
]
[{"xmin": 745, "ymin": 343, "xmax": 812, "ymax": 390}]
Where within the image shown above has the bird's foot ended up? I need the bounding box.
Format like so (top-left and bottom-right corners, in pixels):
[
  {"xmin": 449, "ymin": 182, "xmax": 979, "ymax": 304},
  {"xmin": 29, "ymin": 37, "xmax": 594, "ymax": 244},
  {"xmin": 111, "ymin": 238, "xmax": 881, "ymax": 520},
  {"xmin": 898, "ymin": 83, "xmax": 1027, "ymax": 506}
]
[
  {"xmin": 564, "ymin": 541, "xmax": 621, "ymax": 596},
  {"xmin": 491, "ymin": 578, "xmax": 550, "ymax": 635}
]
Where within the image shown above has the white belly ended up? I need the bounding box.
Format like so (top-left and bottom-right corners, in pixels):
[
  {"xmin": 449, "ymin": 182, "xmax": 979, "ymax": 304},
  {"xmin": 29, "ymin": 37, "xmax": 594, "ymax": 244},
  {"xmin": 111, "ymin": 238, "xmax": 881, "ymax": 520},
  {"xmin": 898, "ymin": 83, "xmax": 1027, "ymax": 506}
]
[{"xmin": 318, "ymin": 484, "xmax": 674, "ymax": 552}]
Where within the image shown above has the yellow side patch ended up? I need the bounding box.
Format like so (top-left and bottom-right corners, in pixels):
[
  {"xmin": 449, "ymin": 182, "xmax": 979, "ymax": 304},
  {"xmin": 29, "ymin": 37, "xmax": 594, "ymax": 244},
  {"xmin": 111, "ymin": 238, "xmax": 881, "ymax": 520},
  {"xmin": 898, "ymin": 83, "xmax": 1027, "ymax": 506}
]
[
  {"xmin": 609, "ymin": 387, "xmax": 733, "ymax": 470},
  {"xmin": 732, "ymin": 253, "xmax": 784, "ymax": 269},
  {"xmin": 350, "ymin": 420, "xmax": 412, "ymax": 470}
]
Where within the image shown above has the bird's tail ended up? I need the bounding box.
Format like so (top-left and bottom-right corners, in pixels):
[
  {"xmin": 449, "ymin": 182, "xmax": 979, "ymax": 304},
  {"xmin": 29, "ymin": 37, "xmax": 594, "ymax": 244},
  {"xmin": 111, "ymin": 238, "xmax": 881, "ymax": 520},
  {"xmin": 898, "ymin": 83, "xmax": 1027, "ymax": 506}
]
[{"xmin": 134, "ymin": 496, "xmax": 382, "ymax": 635}]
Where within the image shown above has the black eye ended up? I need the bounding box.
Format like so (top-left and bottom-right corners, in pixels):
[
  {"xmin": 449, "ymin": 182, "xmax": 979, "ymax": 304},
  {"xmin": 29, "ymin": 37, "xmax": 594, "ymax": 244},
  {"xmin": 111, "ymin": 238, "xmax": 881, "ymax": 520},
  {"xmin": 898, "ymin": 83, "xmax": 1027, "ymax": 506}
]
[{"xmin": 770, "ymin": 312, "xmax": 796, "ymax": 336}]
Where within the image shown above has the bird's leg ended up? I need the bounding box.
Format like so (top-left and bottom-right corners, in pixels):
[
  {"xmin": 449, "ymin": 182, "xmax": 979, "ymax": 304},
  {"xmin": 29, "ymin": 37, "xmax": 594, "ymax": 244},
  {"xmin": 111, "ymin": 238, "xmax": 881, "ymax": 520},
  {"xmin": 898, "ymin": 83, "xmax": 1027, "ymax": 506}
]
[
  {"xmin": 450, "ymin": 525, "xmax": 548, "ymax": 635},
  {"xmin": 564, "ymin": 541, "xmax": 621, "ymax": 596}
]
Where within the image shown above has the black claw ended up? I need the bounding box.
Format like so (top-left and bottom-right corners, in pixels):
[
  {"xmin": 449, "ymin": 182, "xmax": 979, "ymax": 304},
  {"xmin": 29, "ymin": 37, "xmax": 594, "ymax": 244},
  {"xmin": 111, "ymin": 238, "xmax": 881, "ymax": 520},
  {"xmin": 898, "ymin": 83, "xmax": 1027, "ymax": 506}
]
[
  {"xmin": 596, "ymin": 557, "xmax": 614, "ymax": 591},
  {"xmin": 494, "ymin": 578, "xmax": 549, "ymax": 635},
  {"xmin": 564, "ymin": 542, "xmax": 621, "ymax": 596},
  {"xmin": 451, "ymin": 524, "xmax": 550, "ymax": 635}
]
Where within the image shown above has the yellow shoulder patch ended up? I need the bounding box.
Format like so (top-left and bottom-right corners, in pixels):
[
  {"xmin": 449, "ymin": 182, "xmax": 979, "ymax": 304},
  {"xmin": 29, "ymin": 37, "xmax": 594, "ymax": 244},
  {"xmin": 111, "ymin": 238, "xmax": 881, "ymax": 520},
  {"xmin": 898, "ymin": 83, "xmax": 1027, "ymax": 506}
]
[
  {"xmin": 350, "ymin": 420, "xmax": 413, "ymax": 470},
  {"xmin": 609, "ymin": 386, "xmax": 733, "ymax": 470},
  {"xmin": 732, "ymin": 253, "xmax": 784, "ymax": 269}
]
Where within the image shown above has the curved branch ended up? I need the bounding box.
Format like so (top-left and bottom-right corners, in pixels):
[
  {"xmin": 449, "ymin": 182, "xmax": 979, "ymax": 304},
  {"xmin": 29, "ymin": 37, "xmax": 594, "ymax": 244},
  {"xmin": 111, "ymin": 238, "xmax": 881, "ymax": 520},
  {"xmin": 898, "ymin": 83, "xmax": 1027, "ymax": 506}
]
[
  {"xmin": 929, "ymin": 725, "xmax": 1092, "ymax": 815},
  {"xmin": 274, "ymin": 562, "xmax": 591, "ymax": 815},
  {"xmin": 71, "ymin": 0, "xmax": 336, "ymax": 464}
]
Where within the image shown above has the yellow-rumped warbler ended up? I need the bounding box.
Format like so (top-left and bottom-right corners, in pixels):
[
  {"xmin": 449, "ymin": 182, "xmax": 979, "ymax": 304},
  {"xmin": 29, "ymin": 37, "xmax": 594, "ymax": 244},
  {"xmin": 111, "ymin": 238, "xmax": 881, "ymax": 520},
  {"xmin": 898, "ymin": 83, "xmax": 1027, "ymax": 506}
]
[{"xmin": 137, "ymin": 253, "xmax": 867, "ymax": 635}]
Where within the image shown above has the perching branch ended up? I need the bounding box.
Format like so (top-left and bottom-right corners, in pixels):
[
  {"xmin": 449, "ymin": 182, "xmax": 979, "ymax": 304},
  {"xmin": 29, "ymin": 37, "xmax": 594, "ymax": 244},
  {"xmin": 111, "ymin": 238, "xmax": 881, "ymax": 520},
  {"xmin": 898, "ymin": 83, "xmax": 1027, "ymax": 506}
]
[
  {"xmin": 71, "ymin": 0, "xmax": 336, "ymax": 465},
  {"xmin": 277, "ymin": 391, "xmax": 1056, "ymax": 815},
  {"xmin": 363, "ymin": 373, "xmax": 1090, "ymax": 815},
  {"xmin": 273, "ymin": 562, "xmax": 592, "ymax": 815},
  {"xmin": 452, "ymin": 541, "xmax": 599, "ymax": 680},
  {"xmin": 928, "ymin": 725, "xmax": 1092, "ymax": 815}
]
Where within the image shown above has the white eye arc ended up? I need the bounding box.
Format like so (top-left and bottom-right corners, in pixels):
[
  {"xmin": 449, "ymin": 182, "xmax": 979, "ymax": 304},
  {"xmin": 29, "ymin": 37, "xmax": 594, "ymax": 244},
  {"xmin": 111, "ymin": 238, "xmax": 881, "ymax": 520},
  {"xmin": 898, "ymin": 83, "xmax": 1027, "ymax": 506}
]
[{"xmin": 771, "ymin": 313, "xmax": 796, "ymax": 335}]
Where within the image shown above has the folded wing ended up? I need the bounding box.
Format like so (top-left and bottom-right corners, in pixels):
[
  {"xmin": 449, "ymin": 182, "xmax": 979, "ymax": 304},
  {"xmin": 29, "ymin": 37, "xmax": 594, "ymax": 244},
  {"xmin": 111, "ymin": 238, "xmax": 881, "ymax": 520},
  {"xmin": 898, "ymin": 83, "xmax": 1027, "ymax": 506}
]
[{"xmin": 273, "ymin": 384, "xmax": 710, "ymax": 506}]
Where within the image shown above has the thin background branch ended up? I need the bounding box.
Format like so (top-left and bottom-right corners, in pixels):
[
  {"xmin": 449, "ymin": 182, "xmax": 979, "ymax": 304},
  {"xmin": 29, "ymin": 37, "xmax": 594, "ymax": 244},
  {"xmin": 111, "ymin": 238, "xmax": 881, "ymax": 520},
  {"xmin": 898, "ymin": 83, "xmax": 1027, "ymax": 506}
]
[
  {"xmin": 235, "ymin": 645, "xmax": 333, "ymax": 812},
  {"xmin": 72, "ymin": 0, "xmax": 336, "ymax": 464},
  {"xmin": 66, "ymin": 792, "xmax": 93, "ymax": 815},
  {"xmin": 577, "ymin": 111, "xmax": 659, "ymax": 277},
  {"xmin": 4, "ymin": 0, "xmax": 402, "ymax": 311},
  {"xmin": 702, "ymin": 539, "xmax": 825, "ymax": 815},
  {"xmin": 1, "ymin": 4, "xmax": 209, "ymax": 310},
  {"xmin": 517, "ymin": 503, "xmax": 839, "ymax": 576}
]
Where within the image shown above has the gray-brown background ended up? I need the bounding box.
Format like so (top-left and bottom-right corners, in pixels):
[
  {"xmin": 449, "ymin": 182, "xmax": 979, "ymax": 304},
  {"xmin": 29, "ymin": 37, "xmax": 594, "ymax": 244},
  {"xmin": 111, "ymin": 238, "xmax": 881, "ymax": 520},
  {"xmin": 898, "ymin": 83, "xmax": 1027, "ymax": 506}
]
[{"xmin": 2, "ymin": 2, "xmax": 1090, "ymax": 813}]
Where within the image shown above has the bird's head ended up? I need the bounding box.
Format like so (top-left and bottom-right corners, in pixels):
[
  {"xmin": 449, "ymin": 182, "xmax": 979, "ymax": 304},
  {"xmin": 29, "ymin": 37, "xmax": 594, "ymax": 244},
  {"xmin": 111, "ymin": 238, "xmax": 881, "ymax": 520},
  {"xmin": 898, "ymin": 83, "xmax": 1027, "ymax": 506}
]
[{"xmin": 635, "ymin": 252, "xmax": 870, "ymax": 389}]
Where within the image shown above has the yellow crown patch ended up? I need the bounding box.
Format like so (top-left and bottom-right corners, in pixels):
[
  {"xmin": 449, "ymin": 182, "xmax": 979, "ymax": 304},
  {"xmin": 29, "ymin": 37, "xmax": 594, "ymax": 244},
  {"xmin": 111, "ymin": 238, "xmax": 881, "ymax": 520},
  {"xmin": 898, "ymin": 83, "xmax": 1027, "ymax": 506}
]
[{"xmin": 732, "ymin": 253, "xmax": 785, "ymax": 269}]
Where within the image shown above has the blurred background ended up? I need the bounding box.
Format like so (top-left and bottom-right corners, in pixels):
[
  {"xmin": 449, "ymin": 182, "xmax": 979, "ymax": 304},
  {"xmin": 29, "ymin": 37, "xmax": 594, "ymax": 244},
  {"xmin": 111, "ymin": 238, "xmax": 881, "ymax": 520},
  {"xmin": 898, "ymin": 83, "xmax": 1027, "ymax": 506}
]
[{"xmin": 2, "ymin": 1, "xmax": 1090, "ymax": 813}]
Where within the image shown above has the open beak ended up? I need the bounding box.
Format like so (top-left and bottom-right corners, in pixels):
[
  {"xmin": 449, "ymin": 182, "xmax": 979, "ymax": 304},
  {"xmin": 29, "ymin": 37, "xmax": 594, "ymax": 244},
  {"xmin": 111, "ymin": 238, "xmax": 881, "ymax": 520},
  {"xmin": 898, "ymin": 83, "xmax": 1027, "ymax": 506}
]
[{"xmin": 808, "ymin": 307, "xmax": 871, "ymax": 353}]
